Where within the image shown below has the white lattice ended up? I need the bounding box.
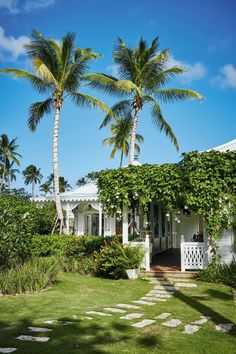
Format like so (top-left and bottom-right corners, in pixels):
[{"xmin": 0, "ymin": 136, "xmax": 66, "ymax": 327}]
[{"xmin": 181, "ymin": 242, "xmax": 205, "ymax": 271}]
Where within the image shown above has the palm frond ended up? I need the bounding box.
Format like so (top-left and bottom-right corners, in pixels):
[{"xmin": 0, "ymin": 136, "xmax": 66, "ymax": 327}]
[
  {"xmin": 114, "ymin": 37, "xmax": 135, "ymax": 81},
  {"xmin": 156, "ymin": 89, "xmax": 204, "ymax": 103},
  {"xmin": 71, "ymin": 92, "xmax": 114, "ymax": 116},
  {"xmin": 33, "ymin": 57, "xmax": 57, "ymax": 83},
  {"xmin": 28, "ymin": 98, "xmax": 53, "ymax": 132},
  {"xmin": 100, "ymin": 99, "xmax": 132, "ymax": 128},
  {"xmin": 83, "ymin": 73, "xmax": 122, "ymax": 96}
]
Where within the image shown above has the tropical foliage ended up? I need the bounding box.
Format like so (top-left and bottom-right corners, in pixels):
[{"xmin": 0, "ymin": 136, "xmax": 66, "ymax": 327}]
[
  {"xmin": 97, "ymin": 150, "xmax": 236, "ymax": 252},
  {"xmin": 0, "ymin": 30, "xmax": 112, "ymax": 233},
  {"xmin": 22, "ymin": 164, "xmax": 43, "ymax": 196},
  {"xmin": 85, "ymin": 37, "xmax": 203, "ymax": 164},
  {"xmin": 103, "ymin": 115, "xmax": 144, "ymax": 166},
  {"xmin": 0, "ymin": 134, "xmax": 21, "ymax": 191}
]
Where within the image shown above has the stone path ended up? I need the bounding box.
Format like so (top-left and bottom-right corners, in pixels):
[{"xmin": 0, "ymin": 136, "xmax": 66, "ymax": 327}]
[
  {"xmin": 16, "ymin": 335, "xmax": 50, "ymax": 342},
  {"xmin": 155, "ymin": 312, "xmax": 171, "ymax": 319},
  {"xmin": 132, "ymin": 300, "xmax": 156, "ymax": 306},
  {"xmin": 0, "ymin": 349, "xmax": 17, "ymax": 353},
  {"xmin": 162, "ymin": 319, "xmax": 182, "ymax": 327},
  {"xmin": 86, "ymin": 311, "xmax": 112, "ymax": 317},
  {"xmin": 28, "ymin": 327, "xmax": 52, "ymax": 332},
  {"xmin": 192, "ymin": 316, "xmax": 210, "ymax": 325},
  {"xmin": 120, "ymin": 313, "xmax": 144, "ymax": 320},
  {"xmin": 131, "ymin": 319, "xmax": 156, "ymax": 328},
  {"xmin": 116, "ymin": 303, "xmax": 140, "ymax": 309},
  {"xmin": 215, "ymin": 323, "xmax": 233, "ymax": 332},
  {"xmin": 103, "ymin": 307, "xmax": 127, "ymax": 313},
  {"xmin": 183, "ymin": 324, "xmax": 200, "ymax": 334}
]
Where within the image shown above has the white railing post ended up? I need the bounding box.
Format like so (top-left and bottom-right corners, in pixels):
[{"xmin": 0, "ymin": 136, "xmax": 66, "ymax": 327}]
[
  {"xmin": 145, "ymin": 234, "xmax": 150, "ymax": 271},
  {"xmin": 180, "ymin": 235, "xmax": 185, "ymax": 272},
  {"xmin": 122, "ymin": 205, "xmax": 129, "ymax": 244}
]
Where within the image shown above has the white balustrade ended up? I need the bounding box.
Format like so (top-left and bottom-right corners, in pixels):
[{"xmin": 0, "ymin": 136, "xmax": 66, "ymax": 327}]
[{"xmin": 181, "ymin": 241, "xmax": 206, "ymax": 271}]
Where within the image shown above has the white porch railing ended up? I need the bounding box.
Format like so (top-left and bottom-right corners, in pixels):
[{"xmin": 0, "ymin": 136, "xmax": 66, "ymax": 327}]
[
  {"xmin": 180, "ymin": 239, "xmax": 206, "ymax": 271},
  {"xmin": 129, "ymin": 235, "xmax": 151, "ymax": 271}
]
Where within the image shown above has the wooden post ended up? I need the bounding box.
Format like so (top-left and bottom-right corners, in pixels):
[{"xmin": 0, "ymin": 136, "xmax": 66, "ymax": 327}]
[
  {"xmin": 180, "ymin": 235, "xmax": 185, "ymax": 272},
  {"xmin": 122, "ymin": 205, "xmax": 129, "ymax": 244}
]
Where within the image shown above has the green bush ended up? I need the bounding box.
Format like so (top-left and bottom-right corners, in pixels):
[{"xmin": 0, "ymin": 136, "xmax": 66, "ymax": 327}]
[
  {"xmin": 31, "ymin": 235, "xmax": 106, "ymax": 257},
  {"xmin": 0, "ymin": 257, "xmax": 61, "ymax": 295},
  {"xmin": 198, "ymin": 260, "xmax": 236, "ymax": 287},
  {"xmin": 95, "ymin": 240, "xmax": 145, "ymax": 279},
  {"xmin": 62, "ymin": 255, "xmax": 97, "ymax": 275}
]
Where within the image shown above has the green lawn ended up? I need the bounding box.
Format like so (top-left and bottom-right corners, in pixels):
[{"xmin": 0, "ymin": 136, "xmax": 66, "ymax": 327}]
[{"xmin": 0, "ymin": 274, "xmax": 235, "ymax": 354}]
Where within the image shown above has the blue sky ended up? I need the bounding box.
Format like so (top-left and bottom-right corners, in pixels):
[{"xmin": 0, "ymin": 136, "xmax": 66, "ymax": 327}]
[{"xmin": 0, "ymin": 0, "xmax": 235, "ymax": 193}]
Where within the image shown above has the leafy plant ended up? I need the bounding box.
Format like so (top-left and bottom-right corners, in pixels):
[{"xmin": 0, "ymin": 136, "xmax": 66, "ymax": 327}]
[
  {"xmin": 198, "ymin": 260, "xmax": 236, "ymax": 287},
  {"xmin": 122, "ymin": 244, "xmax": 145, "ymax": 269}
]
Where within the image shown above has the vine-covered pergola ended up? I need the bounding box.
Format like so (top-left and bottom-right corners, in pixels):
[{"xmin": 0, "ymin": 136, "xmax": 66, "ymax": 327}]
[{"xmin": 97, "ymin": 151, "xmax": 236, "ymax": 249}]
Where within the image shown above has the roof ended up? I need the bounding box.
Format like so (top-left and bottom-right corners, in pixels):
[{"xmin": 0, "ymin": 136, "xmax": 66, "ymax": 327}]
[
  {"xmin": 207, "ymin": 139, "xmax": 236, "ymax": 153},
  {"xmin": 33, "ymin": 183, "xmax": 98, "ymax": 202}
]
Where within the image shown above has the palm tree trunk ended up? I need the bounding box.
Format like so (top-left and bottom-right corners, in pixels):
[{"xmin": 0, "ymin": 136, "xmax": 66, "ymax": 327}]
[
  {"xmin": 32, "ymin": 181, "xmax": 34, "ymax": 197},
  {"xmin": 120, "ymin": 151, "xmax": 124, "ymax": 168},
  {"xmin": 0, "ymin": 158, "xmax": 6, "ymax": 192},
  {"xmin": 53, "ymin": 107, "xmax": 64, "ymax": 234},
  {"xmin": 129, "ymin": 107, "xmax": 140, "ymax": 165}
]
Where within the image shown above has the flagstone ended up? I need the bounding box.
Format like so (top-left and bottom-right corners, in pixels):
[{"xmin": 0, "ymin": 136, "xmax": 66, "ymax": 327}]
[
  {"xmin": 28, "ymin": 327, "xmax": 52, "ymax": 332},
  {"xmin": 16, "ymin": 335, "xmax": 50, "ymax": 342},
  {"xmin": 141, "ymin": 297, "xmax": 167, "ymax": 302},
  {"xmin": 44, "ymin": 320, "xmax": 57, "ymax": 324},
  {"xmin": 192, "ymin": 316, "xmax": 211, "ymax": 325},
  {"xmin": 132, "ymin": 300, "xmax": 156, "ymax": 306},
  {"xmin": 81, "ymin": 316, "xmax": 93, "ymax": 320},
  {"xmin": 215, "ymin": 323, "xmax": 233, "ymax": 332},
  {"xmin": 148, "ymin": 290, "xmax": 174, "ymax": 295},
  {"xmin": 149, "ymin": 293, "xmax": 172, "ymax": 298},
  {"xmin": 155, "ymin": 312, "xmax": 171, "ymax": 319},
  {"xmin": 120, "ymin": 313, "xmax": 144, "ymax": 320},
  {"xmin": 183, "ymin": 325, "xmax": 200, "ymax": 334},
  {"xmin": 162, "ymin": 319, "xmax": 182, "ymax": 327},
  {"xmin": 154, "ymin": 286, "xmax": 178, "ymax": 291},
  {"xmin": 175, "ymin": 283, "xmax": 197, "ymax": 288},
  {"xmin": 116, "ymin": 303, "xmax": 140, "ymax": 309},
  {"xmin": 0, "ymin": 349, "xmax": 17, "ymax": 353},
  {"xmin": 131, "ymin": 319, "xmax": 156, "ymax": 328},
  {"xmin": 103, "ymin": 307, "xmax": 127, "ymax": 313},
  {"xmin": 86, "ymin": 311, "xmax": 112, "ymax": 317}
]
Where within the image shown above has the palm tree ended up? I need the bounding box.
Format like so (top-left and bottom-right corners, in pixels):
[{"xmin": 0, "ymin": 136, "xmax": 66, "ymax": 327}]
[
  {"xmin": 85, "ymin": 37, "xmax": 203, "ymax": 164},
  {"xmin": 5, "ymin": 161, "xmax": 20, "ymax": 189},
  {"xmin": 59, "ymin": 177, "xmax": 71, "ymax": 192},
  {"xmin": 39, "ymin": 181, "xmax": 52, "ymax": 196},
  {"xmin": 0, "ymin": 31, "xmax": 113, "ymax": 233},
  {"xmin": 103, "ymin": 115, "xmax": 143, "ymax": 167},
  {"xmin": 0, "ymin": 134, "xmax": 21, "ymax": 191},
  {"xmin": 22, "ymin": 164, "xmax": 43, "ymax": 196}
]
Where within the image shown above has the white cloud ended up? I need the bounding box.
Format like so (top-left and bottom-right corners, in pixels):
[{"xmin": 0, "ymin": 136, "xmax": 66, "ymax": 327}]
[
  {"xmin": 168, "ymin": 57, "xmax": 207, "ymax": 84},
  {"xmin": 0, "ymin": 0, "xmax": 55, "ymax": 13},
  {"xmin": 208, "ymin": 38, "xmax": 232, "ymax": 52},
  {"xmin": 211, "ymin": 64, "xmax": 236, "ymax": 89},
  {"xmin": 0, "ymin": 26, "xmax": 30, "ymax": 61}
]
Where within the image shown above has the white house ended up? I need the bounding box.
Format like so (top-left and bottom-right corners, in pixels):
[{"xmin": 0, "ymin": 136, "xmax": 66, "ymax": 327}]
[{"xmin": 34, "ymin": 139, "xmax": 236, "ymax": 272}]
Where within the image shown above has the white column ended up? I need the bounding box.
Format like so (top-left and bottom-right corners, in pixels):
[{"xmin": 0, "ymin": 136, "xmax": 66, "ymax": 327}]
[
  {"xmin": 145, "ymin": 234, "xmax": 150, "ymax": 271},
  {"xmin": 99, "ymin": 208, "xmax": 102, "ymax": 236},
  {"xmin": 180, "ymin": 235, "xmax": 185, "ymax": 271},
  {"xmin": 122, "ymin": 205, "xmax": 129, "ymax": 244},
  {"xmin": 110, "ymin": 214, "xmax": 116, "ymax": 235}
]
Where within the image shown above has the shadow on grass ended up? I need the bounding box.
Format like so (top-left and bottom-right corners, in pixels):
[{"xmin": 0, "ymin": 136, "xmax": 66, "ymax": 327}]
[
  {"xmin": 0, "ymin": 316, "xmax": 162, "ymax": 354},
  {"xmin": 173, "ymin": 288, "xmax": 236, "ymax": 336},
  {"xmin": 204, "ymin": 289, "xmax": 233, "ymax": 301}
]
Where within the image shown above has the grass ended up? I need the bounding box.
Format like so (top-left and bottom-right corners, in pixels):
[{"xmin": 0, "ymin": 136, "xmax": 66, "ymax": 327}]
[{"xmin": 0, "ymin": 274, "xmax": 235, "ymax": 353}]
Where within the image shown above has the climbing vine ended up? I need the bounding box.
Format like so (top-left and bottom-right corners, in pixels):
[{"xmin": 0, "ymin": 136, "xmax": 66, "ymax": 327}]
[{"xmin": 97, "ymin": 150, "xmax": 236, "ymax": 248}]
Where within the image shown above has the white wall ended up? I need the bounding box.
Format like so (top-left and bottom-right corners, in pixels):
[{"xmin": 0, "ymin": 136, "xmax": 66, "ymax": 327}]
[{"xmin": 216, "ymin": 228, "xmax": 235, "ymax": 264}]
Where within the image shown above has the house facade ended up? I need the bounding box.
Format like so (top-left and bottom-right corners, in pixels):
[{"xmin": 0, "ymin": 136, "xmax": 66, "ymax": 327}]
[{"xmin": 34, "ymin": 139, "xmax": 236, "ymax": 271}]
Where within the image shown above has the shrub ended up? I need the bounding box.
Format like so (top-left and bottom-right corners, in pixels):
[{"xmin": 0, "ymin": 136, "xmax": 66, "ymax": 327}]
[
  {"xmin": 95, "ymin": 240, "xmax": 145, "ymax": 279},
  {"xmin": 198, "ymin": 260, "xmax": 236, "ymax": 287},
  {"xmin": 31, "ymin": 235, "xmax": 106, "ymax": 257},
  {"xmin": 0, "ymin": 257, "xmax": 61, "ymax": 295},
  {"xmin": 62, "ymin": 255, "xmax": 97, "ymax": 275}
]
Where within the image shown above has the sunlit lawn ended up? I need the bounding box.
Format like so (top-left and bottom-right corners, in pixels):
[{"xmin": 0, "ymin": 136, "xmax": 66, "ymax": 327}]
[{"xmin": 0, "ymin": 273, "xmax": 235, "ymax": 353}]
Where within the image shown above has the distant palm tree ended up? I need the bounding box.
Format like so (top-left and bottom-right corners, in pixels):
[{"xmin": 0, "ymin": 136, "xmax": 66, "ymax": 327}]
[
  {"xmin": 59, "ymin": 177, "xmax": 71, "ymax": 193},
  {"xmin": 85, "ymin": 37, "xmax": 203, "ymax": 164},
  {"xmin": 22, "ymin": 164, "xmax": 43, "ymax": 197},
  {"xmin": 0, "ymin": 31, "xmax": 113, "ymax": 233},
  {"xmin": 103, "ymin": 115, "xmax": 143, "ymax": 167},
  {"xmin": 39, "ymin": 181, "xmax": 52, "ymax": 196},
  {"xmin": 0, "ymin": 134, "xmax": 21, "ymax": 191},
  {"xmin": 5, "ymin": 161, "xmax": 20, "ymax": 189}
]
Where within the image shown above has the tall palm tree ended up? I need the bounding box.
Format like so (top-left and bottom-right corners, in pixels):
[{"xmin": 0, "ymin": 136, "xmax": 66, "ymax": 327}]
[
  {"xmin": 85, "ymin": 37, "xmax": 203, "ymax": 165},
  {"xmin": 22, "ymin": 164, "xmax": 43, "ymax": 196},
  {"xmin": 5, "ymin": 161, "xmax": 20, "ymax": 189},
  {"xmin": 103, "ymin": 115, "xmax": 143, "ymax": 167},
  {"xmin": 0, "ymin": 134, "xmax": 21, "ymax": 191},
  {"xmin": 39, "ymin": 181, "xmax": 52, "ymax": 196},
  {"xmin": 0, "ymin": 31, "xmax": 113, "ymax": 233},
  {"xmin": 59, "ymin": 176, "xmax": 71, "ymax": 192}
]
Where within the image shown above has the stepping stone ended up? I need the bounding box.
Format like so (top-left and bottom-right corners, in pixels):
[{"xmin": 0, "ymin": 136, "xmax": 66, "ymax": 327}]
[
  {"xmin": 215, "ymin": 323, "xmax": 233, "ymax": 332},
  {"xmin": 120, "ymin": 313, "xmax": 144, "ymax": 320},
  {"xmin": 132, "ymin": 300, "xmax": 156, "ymax": 306},
  {"xmin": 104, "ymin": 307, "xmax": 127, "ymax": 313},
  {"xmin": 86, "ymin": 311, "xmax": 112, "ymax": 317},
  {"xmin": 44, "ymin": 320, "xmax": 57, "ymax": 324},
  {"xmin": 141, "ymin": 297, "xmax": 167, "ymax": 302},
  {"xmin": 132, "ymin": 319, "xmax": 156, "ymax": 328},
  {"xmin": 28, "ymin": 327, "xmax": 52, "ymax": 332},
  {"xmin": 81, "ymin": 316, "xmax": 93, "ymax": 320},
  {"xmin": 116, "ymin": 303, "xmax": 140, "ymax": 309},
  {"xmin": 183, "ymin": 325, "xmax": 200, "ymax": 334},
  {"xmin": 148, "ymin": 290, "xmax": 174, "ymax": 295},
  {"xmin": 149, "ymin": 293, "xmax": 172, "ymax": 298},
  {"xmin": 63, "ymin": 321, "xmax": 75, "ymax": 325},
  {"xmin": 175, "ymin": 283, "xmax": 197, "ymax": 288},
  {"xmin": 0, "ymin": 349, "xmax": 17, "ymax": 353},
  {"xmin": 192, "ymin": 316, "xmax": 211, "ymax": 325},
  {"xmin": 154, "ymin": 286, "xmax": 177, "ymax": 291},
  {"xmin": 162, "ymin": 319, "xmax": 182, "ymax": 327},
  {"xmin": 155, "ymin": 313, "xmax": 171, "ymax": 319},
  {"xmin": 16, "ymin": 335, "xmax": 50, "ymax": 342}
]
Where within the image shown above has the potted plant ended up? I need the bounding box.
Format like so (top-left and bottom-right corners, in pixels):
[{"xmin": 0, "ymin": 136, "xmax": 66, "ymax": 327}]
[{"xmin": 122, "ymin": 244, "xmax": 145, "ymax": 279}]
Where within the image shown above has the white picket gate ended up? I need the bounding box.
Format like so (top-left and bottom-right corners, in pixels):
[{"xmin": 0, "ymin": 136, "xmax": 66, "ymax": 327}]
[{"xmin": 180, "ymin": 240, "xmax": 206, "ymax": 271}]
